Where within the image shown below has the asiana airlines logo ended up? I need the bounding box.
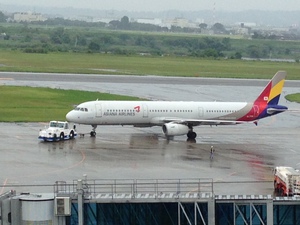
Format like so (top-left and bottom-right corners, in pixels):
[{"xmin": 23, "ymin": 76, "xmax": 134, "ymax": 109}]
[{"xmin": 134, "ymin": 106, "xmax": 141, "ymax": 112}]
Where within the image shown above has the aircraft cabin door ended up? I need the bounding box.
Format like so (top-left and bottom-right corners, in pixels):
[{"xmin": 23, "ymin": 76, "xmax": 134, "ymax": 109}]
[
  {"xmin": 253, "ymin": 105, "xmax": 259, "ymax": 117},
  {"xmin": 198, "ymin": 107, "xmax": 204, "ymax": 118},
  {"xmin": 95, "ymin": 103, "xmax": 102, "ymax": 117},
  {"xmin": 143, "ymin": 105, "xmax": 148, "ymax": 118}
]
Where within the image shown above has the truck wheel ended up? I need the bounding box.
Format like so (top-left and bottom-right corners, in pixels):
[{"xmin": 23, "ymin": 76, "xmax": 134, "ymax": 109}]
[
  {"xmin": 69, "ymin": 131, "xmax": 74, "ymax": 139},
  {"xmin": 60, "ymin": 133, "xmax": 64, "ymax": 140}
]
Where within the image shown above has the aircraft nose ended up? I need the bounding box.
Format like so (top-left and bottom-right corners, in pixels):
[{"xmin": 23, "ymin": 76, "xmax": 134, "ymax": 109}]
[{"xmin": 66, "ymin": 111, "xmax": 76, "ymax": 122}]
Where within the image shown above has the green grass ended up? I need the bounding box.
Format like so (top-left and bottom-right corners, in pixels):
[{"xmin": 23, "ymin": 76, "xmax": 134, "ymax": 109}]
[
  {"xmin": 0, "ymin": 51, "xmax": 300, "ymax": 79},
  {"xmin": 0, "ymin": 86, "xmax": 141, "ymax": 122},
  {"xmin": 285, "ymin": 93, "xmax": 300, "ymax": 103}
]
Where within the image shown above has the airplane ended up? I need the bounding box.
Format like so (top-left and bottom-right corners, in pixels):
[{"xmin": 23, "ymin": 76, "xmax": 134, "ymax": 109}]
[{"xmin": 66, "ymin": 71, "xmax": 288, "ymax": 140}]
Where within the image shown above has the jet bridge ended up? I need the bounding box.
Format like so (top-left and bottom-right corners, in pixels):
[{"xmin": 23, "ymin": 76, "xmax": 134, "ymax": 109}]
[
  {"xmin": 55, "ymin": 178, "xmax": 300, "ymax": 225},
  {"xmin": 0, "ymin": 179, "xmax": 300, "ymax": 225}
]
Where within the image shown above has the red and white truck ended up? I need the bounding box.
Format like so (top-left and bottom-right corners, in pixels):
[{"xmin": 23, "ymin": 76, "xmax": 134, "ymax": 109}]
[{"xmin": 274, "ymin": 166, "xmax": 300, "ymax": 196}]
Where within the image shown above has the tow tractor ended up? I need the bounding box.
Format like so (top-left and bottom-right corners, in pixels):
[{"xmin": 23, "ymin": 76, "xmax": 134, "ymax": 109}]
[
  {"xmin": 274, "ymin": 166, "xmax": 300, "ymax": 196},
  {"xmin": 38, "ymin": 121, "xmax": 77, "ymax": 142}
]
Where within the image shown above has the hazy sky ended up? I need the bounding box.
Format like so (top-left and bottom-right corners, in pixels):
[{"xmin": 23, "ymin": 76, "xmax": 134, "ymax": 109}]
[{"xmin": 1, "ymin": 0, "xmax": 300, "ymax": 12}]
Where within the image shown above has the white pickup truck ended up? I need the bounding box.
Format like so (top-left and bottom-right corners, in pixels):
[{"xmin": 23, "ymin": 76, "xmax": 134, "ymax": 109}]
[{"xmin": 38, "ymin": 121, "xmax": 77, "ymax": 142}]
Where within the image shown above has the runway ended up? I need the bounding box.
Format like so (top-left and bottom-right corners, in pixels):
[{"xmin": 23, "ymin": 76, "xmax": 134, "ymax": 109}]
[{"xmin": 0, "ymin": 72, "xmax": 300, "ymax": 195}]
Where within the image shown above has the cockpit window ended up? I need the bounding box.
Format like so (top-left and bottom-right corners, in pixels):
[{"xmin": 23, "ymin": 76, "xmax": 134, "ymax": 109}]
[{"xmin": 74, "ymin": 107, "xmax": 88, "ymax": 112}]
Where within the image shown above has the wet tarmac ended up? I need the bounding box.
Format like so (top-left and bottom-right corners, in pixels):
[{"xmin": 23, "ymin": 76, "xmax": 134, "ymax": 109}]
[{"xmin": 0, "ymin": 72, "xmax": 300, "ymax": 195}]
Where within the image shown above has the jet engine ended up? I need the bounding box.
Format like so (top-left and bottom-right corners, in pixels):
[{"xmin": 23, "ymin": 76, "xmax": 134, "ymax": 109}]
[{"xmin": 162, "ymin": 123, "xmax": 189, "ymax": 136}]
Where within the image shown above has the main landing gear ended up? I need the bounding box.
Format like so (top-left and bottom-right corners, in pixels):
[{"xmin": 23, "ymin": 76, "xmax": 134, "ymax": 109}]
[
  {"xmin": 187, "ymin": 126, "xmax": 197, "ymax": 139},
  {"xmin": 90, "ymin": 125, "xmax": 97, "ymax": 137},
  {"xmin": 187, "ymin": 130, "xmax": 197, "ymax": 143},
  {"xmin": 187, "ymin": 130, "xmax": 197, "ymax": 139}
]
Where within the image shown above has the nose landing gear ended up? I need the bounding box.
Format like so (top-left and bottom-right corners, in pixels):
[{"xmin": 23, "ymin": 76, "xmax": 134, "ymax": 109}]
[{"xmin": 90, "ymin": 125, "xmax": 97, "ymax": 137}]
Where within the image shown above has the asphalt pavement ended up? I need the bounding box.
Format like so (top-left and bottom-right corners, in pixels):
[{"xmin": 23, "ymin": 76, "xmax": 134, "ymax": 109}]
[{"xmin": 0, "ymin": 72, "xmax": 299, "ymax": 195}]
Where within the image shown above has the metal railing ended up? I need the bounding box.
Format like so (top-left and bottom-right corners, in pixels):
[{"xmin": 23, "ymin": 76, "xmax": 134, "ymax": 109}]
[{"xmin": 54, "ymin": 178, "xmax": 214, "ymax": 200}]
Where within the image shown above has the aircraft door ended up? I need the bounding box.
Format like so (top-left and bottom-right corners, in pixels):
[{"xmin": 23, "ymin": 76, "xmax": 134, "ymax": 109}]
[
  {"xmin": 143, "ymin": 104, "xmax": 148, "ymax": 118},
  {"xmin": 198, "ymin": 107, "xmax": 204, "ymax": 118},
  {"xmin": 95, "ymin": 104, "xmax": 102, "ymax": 117},
  {"xmin": 253, "ymin": 105, "xmax": 259, "ymax": 117}
]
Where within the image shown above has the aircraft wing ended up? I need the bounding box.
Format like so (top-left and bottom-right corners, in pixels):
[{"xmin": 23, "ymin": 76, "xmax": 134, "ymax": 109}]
[{"xmin": 154, "ymin": 117, "xmax": 252, "ymax": 126}]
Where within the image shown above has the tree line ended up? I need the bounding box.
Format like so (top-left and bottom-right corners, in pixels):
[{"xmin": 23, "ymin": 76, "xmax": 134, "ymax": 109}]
[{"xmin": 0, "ymin": 14, "xmax": 299, "ymax": 60}]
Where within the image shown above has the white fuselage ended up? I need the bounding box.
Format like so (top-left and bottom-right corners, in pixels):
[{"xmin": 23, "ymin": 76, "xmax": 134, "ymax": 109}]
[{"xmin": 66, "ymin": 100, "xmax": 253, "ymax": 126}]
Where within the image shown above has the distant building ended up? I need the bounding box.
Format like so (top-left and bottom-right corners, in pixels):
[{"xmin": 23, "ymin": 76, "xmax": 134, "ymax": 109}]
[
  {"xmin": 0, "ymin": 33, "xmax": 7, "ymax": 40},
  {"xmin": 135, "ymin": 18, "xmax": 162, "ymax": 26},
  {"xmin": 236, "ymin": 22, "xmax": 257, "ymax": 28},
  {"xmin": 163, "ymin": 18, "xmax": 198, "ymax": 29},
  {"xmin": 236, "ymin": 27, "xmax": 251, "ymax": 35},
  {"xmin": 231, "ymin": 22, "xmax": 256, "ymax": 35},
  {"xmin": 13, "ymin": 12, "xmax": 46, "ymax": 22}
]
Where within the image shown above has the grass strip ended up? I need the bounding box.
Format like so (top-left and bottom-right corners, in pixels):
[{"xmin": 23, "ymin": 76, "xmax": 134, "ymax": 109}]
[
  {"xmin": 0, "ymin": 86, "xmax": 141, "ymax": 122},
  {"xmin": 0, "ymin": 51, "xmax": 300, "ymax": 79},
  {"xmin": 285, "ymin": 93, "xmax": 300, "ymax": 103}
]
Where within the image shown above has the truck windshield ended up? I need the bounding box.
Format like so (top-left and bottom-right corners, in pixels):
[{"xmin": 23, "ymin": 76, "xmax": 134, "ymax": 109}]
[
  {"xmin": 50, "ymin": 122, "xmax": 57, "ymax": 127},
  {"xmin": 49, "ymin": 122, "xmax": 65, "ymax": 128},
  {"xmin": 58, "ymin": 123, "xmax": 64, "ymax": 128}
]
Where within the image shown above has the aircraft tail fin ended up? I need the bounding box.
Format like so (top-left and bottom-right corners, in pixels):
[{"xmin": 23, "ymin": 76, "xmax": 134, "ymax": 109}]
[{"xmin": 254, "ymin": 71, "xmax": 286, "ymax": 106}]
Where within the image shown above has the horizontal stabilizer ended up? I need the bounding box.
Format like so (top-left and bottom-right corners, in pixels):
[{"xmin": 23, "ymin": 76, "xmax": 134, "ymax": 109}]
[{"xmin": 267, "ymin": 108, "xmax": 287, "ymax": 114}]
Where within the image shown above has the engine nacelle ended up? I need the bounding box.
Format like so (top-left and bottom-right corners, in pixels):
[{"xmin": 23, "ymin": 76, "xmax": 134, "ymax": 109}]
[{"xmin": 162, "ymin": 123, "xmax": 189, "ymax": 136}]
